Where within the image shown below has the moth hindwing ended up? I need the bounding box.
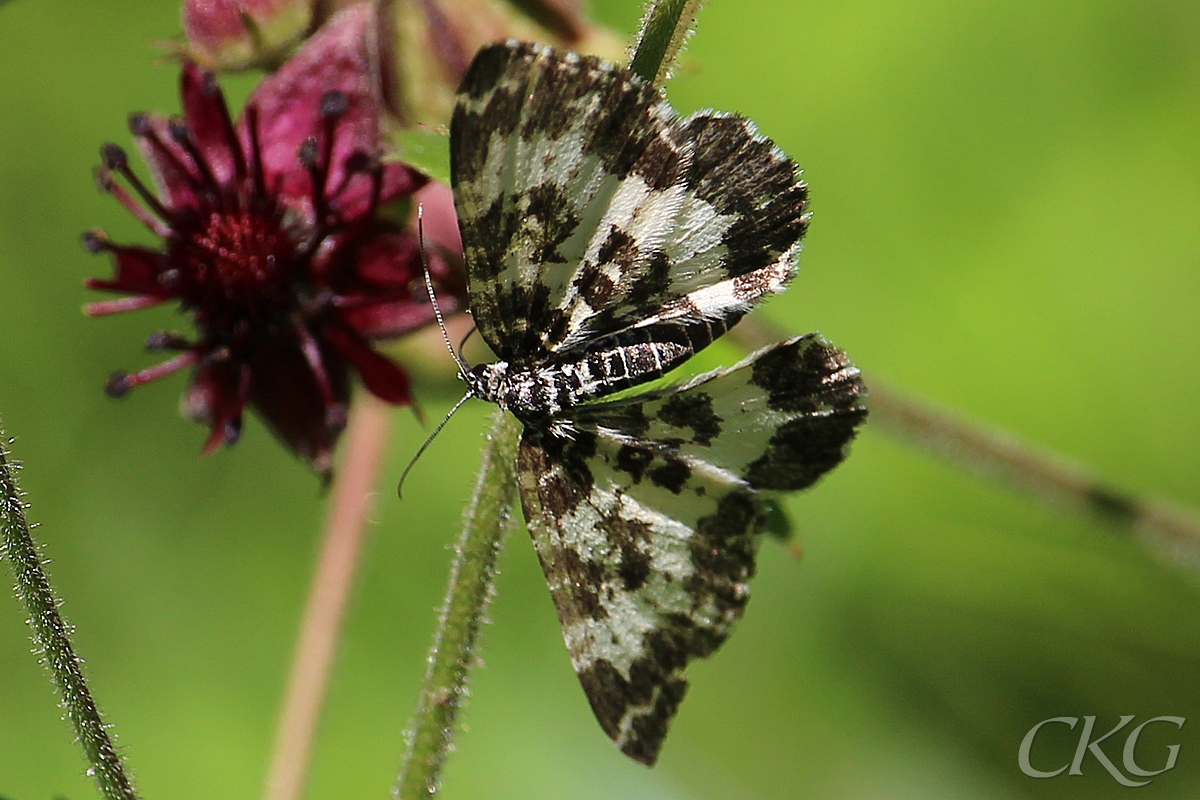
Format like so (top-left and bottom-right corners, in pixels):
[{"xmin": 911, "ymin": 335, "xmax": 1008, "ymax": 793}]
[{"xmin": 449, "ymin": 40, "xmax": 866, "ymax": 764}]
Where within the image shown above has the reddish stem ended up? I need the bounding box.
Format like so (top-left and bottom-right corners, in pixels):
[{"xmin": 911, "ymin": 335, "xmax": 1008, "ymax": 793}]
[{"xmin": 262, "ymin": 393, "xmax": 393, "ymax": 800}]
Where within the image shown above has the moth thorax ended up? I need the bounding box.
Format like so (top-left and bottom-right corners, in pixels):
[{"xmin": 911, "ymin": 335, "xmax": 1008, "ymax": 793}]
[{"xmin": 469, "ymin": 360, "xmax": 578, "ymax": 418}]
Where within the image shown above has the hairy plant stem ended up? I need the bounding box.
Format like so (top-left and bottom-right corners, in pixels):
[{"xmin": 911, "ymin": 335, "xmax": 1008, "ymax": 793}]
[
  {"xmin": 630, "ymin": 0, "xmax": 706, "ymax": 86},
  {"xmin": 730, "ymin": 317, "xmax": 1200, "ymax": 572},
  {"xmin": 0, "ymin": 427, "xmax": 139, "ymax": 800},
  {"xmin": 394, "ymin": 410, "xmax": 521, "ymax": 799}
]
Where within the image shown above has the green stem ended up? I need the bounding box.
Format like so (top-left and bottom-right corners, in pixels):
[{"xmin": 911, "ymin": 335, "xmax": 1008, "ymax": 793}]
[
  {"xmin": 394, "ymin": 410, "xmax": 522, "ymax": 799},
  {"xmin": 629, "ymin": 0, "xmax": 707, "ymax": 86},
  {"xmin": 0, "ymin": 427, "xmax": 139, "ymax": 800},
  {"xmin": 864, "ymin": 381, "xmax": 1200, "ymax": 570}
]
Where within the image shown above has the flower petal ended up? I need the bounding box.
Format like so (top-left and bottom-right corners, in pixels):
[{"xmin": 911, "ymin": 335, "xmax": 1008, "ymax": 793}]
[
  {"xmin": 86, "ymin": 245, "xmax": 173, "ymax": 297},
  {"xmin": 243, "ymin": 4, "xmax": 390, "ymax": 220},
  {"xmin": 341, "ymin": 297, "xmax": 437, "ymax": 341},
  {"xmin": 352, "ymin": 228, "xmax": 421, "ymax": 288},
  {"xmin": 181, "ymin": 358, "xmax": 247, "ymax": 453},
  {"xmin": 178, "ymin": 61, "xmax": 240, "ymax": 185},
  {"xmin": 336, "ymin": 232, "xmax": 462, "ymax": 339},
  {"xmin": 324, "ymin": 323, "xmax": 412, "ymax": 405},
  {"xmin": 247, "ymin": 329, "xmax": 352, "ymax": 477},
  {"xmin": 336, "ymin": 183, "xmax": 466, "ymax": 337},
  {"xmin": 370, "ymin": 161, "xmax": 429, "ymax": 218}
]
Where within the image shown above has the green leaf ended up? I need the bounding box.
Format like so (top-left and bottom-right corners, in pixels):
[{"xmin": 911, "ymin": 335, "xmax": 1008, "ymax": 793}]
[{"xmin": 389, "ymin": 125, "xmax": 451, "ymax": 185}]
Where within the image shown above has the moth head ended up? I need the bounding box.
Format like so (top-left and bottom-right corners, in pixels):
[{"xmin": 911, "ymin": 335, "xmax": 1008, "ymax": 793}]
[{"xmin": 466, "ymin": 361, "xmax": 507, "ymax": 405}]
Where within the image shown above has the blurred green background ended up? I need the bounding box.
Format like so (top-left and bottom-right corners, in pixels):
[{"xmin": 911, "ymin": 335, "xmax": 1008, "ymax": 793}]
[{"xmin": 2, "ymin": 1, "xmax": 1199, "ymax": 798}]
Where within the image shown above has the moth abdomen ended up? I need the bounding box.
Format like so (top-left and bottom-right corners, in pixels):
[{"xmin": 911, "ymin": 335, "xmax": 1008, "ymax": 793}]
[{"xmin": 481, "ymin": 316, "xmax": 739, "ymax": 418}]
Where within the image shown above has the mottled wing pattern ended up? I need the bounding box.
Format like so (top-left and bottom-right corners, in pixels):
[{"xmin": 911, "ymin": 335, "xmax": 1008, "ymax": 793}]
[
  {"xmin": 452, "ymin": 42, "xmax": 684, "ymax": 362},
  {"xmin": 573, "ymin": 112, "xmax": 808, "ymax": 354},
  {"xmin": 450, "ymin": 41, "xmax": 810, "ymax": 364},
  {"xmin": 517, "ymin": 335, "xmax": 866, "ymax": 764}
]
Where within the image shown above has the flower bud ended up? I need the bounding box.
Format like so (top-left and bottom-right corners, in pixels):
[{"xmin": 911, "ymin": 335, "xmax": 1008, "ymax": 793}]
[{"xmin": 182, "ymin": 0, "xmax": 314, "ymax": 72}]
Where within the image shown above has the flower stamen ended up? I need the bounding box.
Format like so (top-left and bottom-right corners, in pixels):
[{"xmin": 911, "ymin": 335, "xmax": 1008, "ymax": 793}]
[
  {"xmin": 293, "ymin": 319, "xmax": 348, "ymax": 431},
  {"xmin": 298, "ymin": 136, "xmax": 328, "ymax": 223},
  {"xmin": 96, "ymin": 175, "xmax": 172, "ymax": 238},
  {"xmin": 98, "ymin": 145, "xmax": 174, "ymax": 236},
  {"xmin": 330, "ymin": 151, "xmax": 374, "ymax": 204},
  {"xmin": 86, "ymin": 295, "xmax": 170, "ymax": 317},
  {"xmin": 129, "ymin": 115, "xmax": 208, "ymax": 196},
  {"xmin": 168, "ymin": 119, "xmax": 222, "ymax": 193},
  {"xmin": 106, "ymin": 351, "xmax": 199, "ymax": 397},
  {"xmin": 243, "ymin": 106, "xmax": 268, "ymax": 198},
  {"xmin": 146, "ymin": 331, "xmax": 193, "ymax": 350},
  {"xmin": 304, "ymin": 91, "xmax": 349, "ymax": 226}
]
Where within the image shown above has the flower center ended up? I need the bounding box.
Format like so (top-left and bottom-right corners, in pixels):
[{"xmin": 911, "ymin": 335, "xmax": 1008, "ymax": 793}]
[{"xmin": 174, "ymin": 203, "xmax": 298, "ymax": 314}]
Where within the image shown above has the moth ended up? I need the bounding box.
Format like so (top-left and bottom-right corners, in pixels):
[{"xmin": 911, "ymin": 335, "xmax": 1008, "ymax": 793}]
[{"xmin": 446, "ymin": 40, "xmax": 867, "ymax": 764}]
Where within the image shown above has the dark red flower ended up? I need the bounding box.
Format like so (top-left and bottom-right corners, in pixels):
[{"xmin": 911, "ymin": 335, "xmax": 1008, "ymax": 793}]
[{"xmin": 86, "ymin": 6, "xmax": 462, "ymax": 478}]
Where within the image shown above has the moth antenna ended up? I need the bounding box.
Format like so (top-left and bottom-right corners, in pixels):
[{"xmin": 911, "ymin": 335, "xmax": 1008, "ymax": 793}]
[
  {"xmin": 417, "ymin": 204, "xmax": 472, "ymax": 380},
  {"xmin": 397, "ymin": 390, "xmax": 473, "ymax": 499},
  {"xmin": 456, "ymin": 324, "xmax": 479, "ymax": 369}
]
